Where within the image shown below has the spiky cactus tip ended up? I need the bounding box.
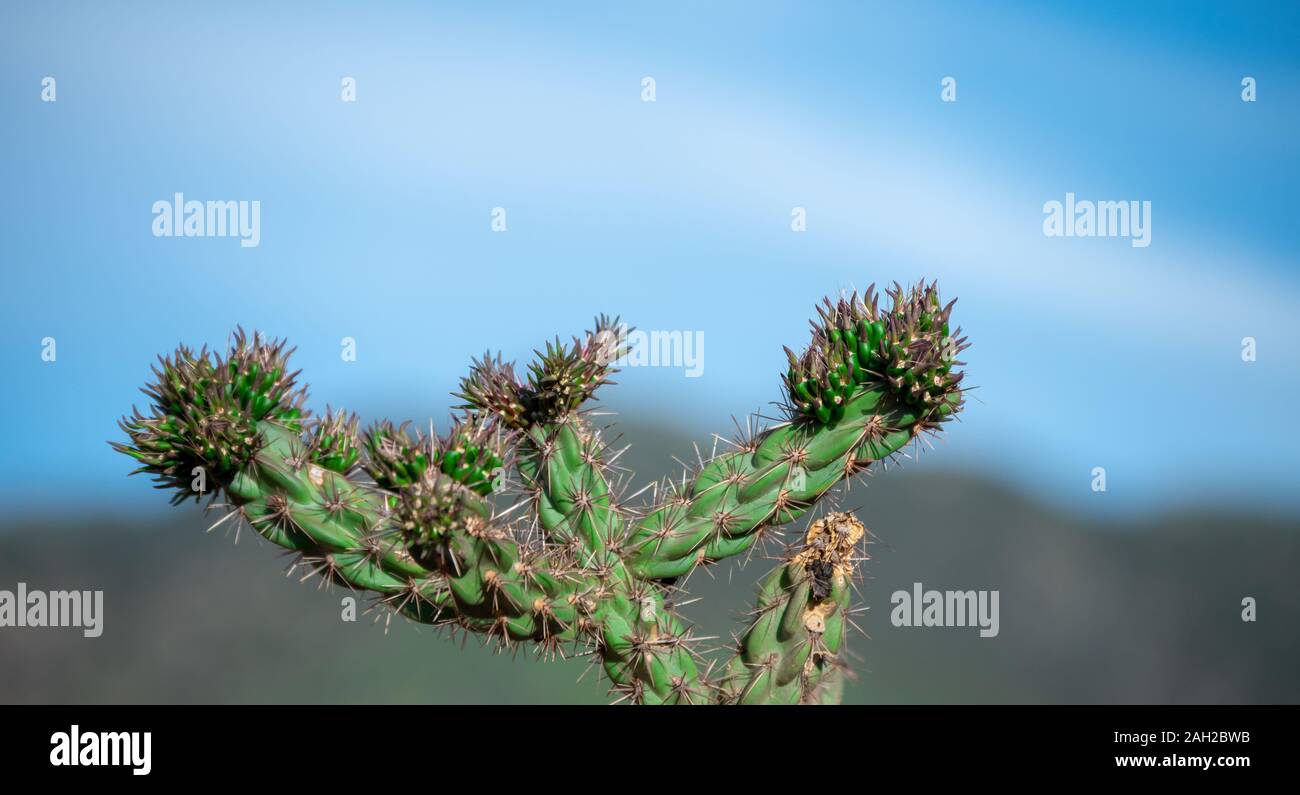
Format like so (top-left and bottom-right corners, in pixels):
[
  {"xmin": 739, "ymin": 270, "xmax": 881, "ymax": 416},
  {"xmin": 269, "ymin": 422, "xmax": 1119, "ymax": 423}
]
[{"xmin": 113, "ymin": 281, "xmax": 968, "ymax": 704}]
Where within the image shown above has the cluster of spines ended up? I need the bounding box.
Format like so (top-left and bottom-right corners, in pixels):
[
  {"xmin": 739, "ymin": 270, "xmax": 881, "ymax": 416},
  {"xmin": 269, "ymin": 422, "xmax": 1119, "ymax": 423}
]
[
  {"xmin": 457, "ymin": 315, "xmax": 625, "ymax": 429},
  {"xmin": 307, "ymin": 409, "xmax": 361, "ymax": 474},
  {"xmin": 362, "ymin": 415, "xmax": 505, "ymax": 498},
  {"xmin": 112, "ymin": 329, "xmax": 307, "ymax": 500},
  {"xmin": 783, "ymin": 281, "xmax": 967, "ymax": 425},
  {"xmin": 221, "ymin": 328, "xmax": 308, "ymax": 426}
]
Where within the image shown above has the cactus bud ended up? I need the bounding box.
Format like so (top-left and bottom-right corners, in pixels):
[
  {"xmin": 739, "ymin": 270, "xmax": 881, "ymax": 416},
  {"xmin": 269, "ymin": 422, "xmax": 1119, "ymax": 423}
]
[{"xmin": 782, "ymin": 281, "xmax": 967, "ymax": 426}]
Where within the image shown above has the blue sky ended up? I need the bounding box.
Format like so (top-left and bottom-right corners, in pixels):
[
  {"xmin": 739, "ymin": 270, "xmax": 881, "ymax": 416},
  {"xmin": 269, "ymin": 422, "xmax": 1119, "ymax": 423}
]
[{"xmin": 2, "ymin": 1, "xmax": 1297, "ymax": 520}]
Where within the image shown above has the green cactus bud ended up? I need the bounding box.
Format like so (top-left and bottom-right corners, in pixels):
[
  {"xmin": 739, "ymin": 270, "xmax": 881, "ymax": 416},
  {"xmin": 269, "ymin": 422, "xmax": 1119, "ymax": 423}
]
[
  {"xmin": 782, "ymin": 282, "xmax": 966, "ymax": 427},
  {"xmin": 307, "ymin": 409, "xmax": 361, "ymax": 474},
  {"xmin": 111, "ymin": 330, "xmax": 309, "ymax": 503}
]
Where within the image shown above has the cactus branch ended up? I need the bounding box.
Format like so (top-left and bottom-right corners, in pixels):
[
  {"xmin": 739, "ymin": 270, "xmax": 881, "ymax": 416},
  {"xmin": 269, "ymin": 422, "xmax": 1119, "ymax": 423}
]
[
  {"xmin": 625, "ymin": 281, "xmax": 966, "ymax": 580},
  {"xmin": 718, "ymin": 511, "xmax": 866, "ymax": 705}
]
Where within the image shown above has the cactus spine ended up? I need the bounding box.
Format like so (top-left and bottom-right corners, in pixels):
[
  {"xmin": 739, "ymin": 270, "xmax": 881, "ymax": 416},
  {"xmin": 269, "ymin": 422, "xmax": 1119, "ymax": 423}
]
[{"xmin": 114, "ymin": 281, "xmax": 967, "ymax": 704}]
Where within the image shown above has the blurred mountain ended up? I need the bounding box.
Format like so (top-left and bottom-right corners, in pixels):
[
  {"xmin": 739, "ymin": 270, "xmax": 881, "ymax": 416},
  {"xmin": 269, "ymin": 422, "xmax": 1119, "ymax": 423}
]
[{"xmin": 1, "ymin": 421, "xmax": 1296, "ymax": 704}]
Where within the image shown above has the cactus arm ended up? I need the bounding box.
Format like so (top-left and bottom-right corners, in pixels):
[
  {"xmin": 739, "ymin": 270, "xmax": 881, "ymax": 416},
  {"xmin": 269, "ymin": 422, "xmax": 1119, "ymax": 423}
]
[
  {"xmin": 717, "ymin": 512, "xmax": 864, "ymax": 705},
  {"xmin": 506, "ymin": 422, "xmax": 711, "ymax": 701},
  {"xmin": 514, "ymin": 420, "xmax": 623, "ymax": 564},
  {"xmin": 451, "ymin": 324, "xmax": 719, "ymax": 701},
  {"xmin": 227, "ymin": 420, "xmax": 431, "ymax": 593},
  {"xmin": 458, "ymin": 318, "xmax": 629, "ymax": 559},
  {"xmin": 511, "ymin": 426, "xmax": 710, "ymax": 701},
  {"xmin": 627, "ymin": 282, "xmax": 966, "ymax": 581},
  {"xmin": 625, "ymin": 391, "xmax": 943, "ymax": 579}
]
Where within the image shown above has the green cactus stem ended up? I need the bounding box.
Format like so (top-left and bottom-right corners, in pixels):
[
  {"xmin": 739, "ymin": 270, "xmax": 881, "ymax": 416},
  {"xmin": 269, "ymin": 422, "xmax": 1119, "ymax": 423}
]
[
  {"xmin": 624, "ymin": 282, "xmax": 966, "ymax": 580},
  {"xmin": 718, "ymin": 511, "xmax": 865, "ymax": 705},
  {"xmin": 113, "ymin": 280, "xmax": 967, "ymax": 704}
]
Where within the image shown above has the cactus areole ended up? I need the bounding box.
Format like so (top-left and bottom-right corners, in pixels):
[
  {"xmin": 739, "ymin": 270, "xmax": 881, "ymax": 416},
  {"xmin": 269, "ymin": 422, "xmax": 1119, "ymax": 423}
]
[{"xmin": 113, "ymin": 280, "xmax": 968, "ymax": 704}]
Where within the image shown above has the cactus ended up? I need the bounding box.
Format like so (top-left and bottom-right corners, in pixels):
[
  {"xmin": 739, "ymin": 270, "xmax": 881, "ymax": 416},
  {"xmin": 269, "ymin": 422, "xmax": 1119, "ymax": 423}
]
[{"xmin": 113, "ymin": 281, "xmax": 967, "ymax": 704}]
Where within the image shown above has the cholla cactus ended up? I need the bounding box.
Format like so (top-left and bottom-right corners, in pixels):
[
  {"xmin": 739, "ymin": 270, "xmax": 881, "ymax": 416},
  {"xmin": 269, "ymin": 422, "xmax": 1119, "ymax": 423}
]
[{"xmin": 113, "ymin": 281, "xmax": 968, "ymax": 704}]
